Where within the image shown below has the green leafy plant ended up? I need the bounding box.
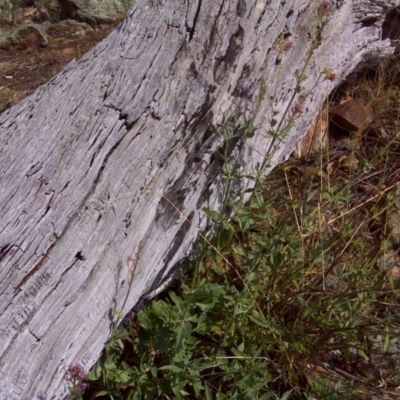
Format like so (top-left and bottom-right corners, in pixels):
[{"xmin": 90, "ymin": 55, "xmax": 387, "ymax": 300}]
[{"xmin": 79, "ymin": 3, "xmax": 400, "ymax": 399}]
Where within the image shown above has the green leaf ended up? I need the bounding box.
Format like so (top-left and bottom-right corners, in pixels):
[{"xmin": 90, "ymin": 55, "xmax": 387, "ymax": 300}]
[
  {"xmin": 151, "ymin": 300, "xmax": 168, "ymax": 318},
  {"xmin": 172, "ymin": 384, "xmax": 184, "ymax": 399},
  {"xmin": 260, "ymin": 391, "xmax": 275, "ymax": 400},
  {"xmin": 231, "ymin": 126, "xmax": 246, "ymax": 139},
  {"xmin": 88, "ymin": 361, "xmax": 103, "ymax": 380},
  {"xmin": 249, "ymin": 311, "xmax": 269, "ymax": 328},
  {"xmin": 137, "ymin": 309, "xmax": 153, "ymax": 330},
  {"xmin": 280, "ymin": 389, "xmax": 294, "ymax": 400},
  {"xmin": 95, "ymin": 390, "xmax": 109, "ymax": 397},
  {"xmin": 119, "ymin": 371, "xmax": 131, "ymax": 383},
  {"xmin": 216, "ymin": 392, "xmax": 227, "ymax": 400},
  {"xmin": 304, "ymin": 301, "xmax": 320, "ymax": 317},
  {"xmin": 209, "ymin": 122, "xmax": 221, "ymax": 138},
  {"xmin": 159, "ymin": 364, "xmax": 183, "ymax": 373},
  {"xmin": 191, "ymin": 283, "xmax": 225, "ymax": 312},
  {"xmin": 211, "ymin": 325, "xmax": 223, "ymax": 335},
  {"xmin": 169, "ymin": 291, "xmax": 183, "ymax": 306},
  {"xmin": 202, "ymin": 207, "xmax": 221, "ymax": 220},
  {"xmin": 231, "ymin": 346, "xmax": 245, "ymax": 357},
  {"xmin": 357, "ymin": 348, "xmax": 369, "ymax": 361},
  {"xmin": 205, "ymin": 384, "xmax": 213, "ymax": 400},
  {"xmin": 222, "ymin": 107, "xmax": 232, "ymax": 122},
  {"xmin": 246, "ymin": 125, "xmax": 256, "ymax": 138}
]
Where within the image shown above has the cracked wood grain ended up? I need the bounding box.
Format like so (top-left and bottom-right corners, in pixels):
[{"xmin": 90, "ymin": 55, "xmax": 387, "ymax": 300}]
[{"xmin": 0, "ymin": 0, "xmax": 398, "ymax": 398}]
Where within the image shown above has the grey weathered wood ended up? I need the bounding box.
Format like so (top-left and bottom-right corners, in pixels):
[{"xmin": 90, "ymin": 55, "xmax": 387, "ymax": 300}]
[{"xmin": 0, "ymin": 0, "xmax": 397, "ymax": 398}]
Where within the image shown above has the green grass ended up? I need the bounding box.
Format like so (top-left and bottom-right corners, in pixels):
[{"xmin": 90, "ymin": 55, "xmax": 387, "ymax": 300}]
[
  {"xmin": 77, "ymin": 140, "xmax": 400, "ymax": 399},
  {"xmin": 77, "ymin": 98, "xmax": 400, "ymax": 400}
]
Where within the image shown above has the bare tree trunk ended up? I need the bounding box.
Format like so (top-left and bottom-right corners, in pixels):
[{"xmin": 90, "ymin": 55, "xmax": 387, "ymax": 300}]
[{"xmin": 0, "ymin": 0, "xmax": 397, "ymax": 398}]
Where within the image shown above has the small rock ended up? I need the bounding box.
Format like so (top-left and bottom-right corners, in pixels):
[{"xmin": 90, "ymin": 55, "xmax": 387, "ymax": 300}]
[
  {"xmin": 331, "ymin": 98, "xmax": 373, "ymax": 132},
  {"xmin": 0, "ymin": 21, "xmax": 48, "ymax": 50},
  {"xmin": 15, "ymin": 7, "xmax": 40, "ymax": 25}
]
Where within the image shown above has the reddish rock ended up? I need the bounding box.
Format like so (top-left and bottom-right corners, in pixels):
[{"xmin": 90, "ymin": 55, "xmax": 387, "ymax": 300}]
[{"xmin": 331, "ymin": 98, "xmax": 373, "ymax": 132}]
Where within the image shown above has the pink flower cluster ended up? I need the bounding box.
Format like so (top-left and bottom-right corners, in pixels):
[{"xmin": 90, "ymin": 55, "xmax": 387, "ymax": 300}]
[
  {"xmin": 293, "ymin": 102, "xmax": 304, "ymax": 114},
  {"xmin": 321, "ymin": 0, "xmax": 332, "ymax": 10},
  {"xmin": 64, "ymin": 364, "xmax": 88, "ymax": 396},
  {"xmin": 65, "ymin": 364, "xmax": 87, "ymax": 382},
  {"xmin": 284, "ymin": 39, "xmax": 294, "ymax": 52},
  {"xmin": 318, "ymin": 0, "xmax": 332, "ymax": 16},
  {"xmin": 293, "ymin": 91, "xmax": 309, "ymax": 115}
]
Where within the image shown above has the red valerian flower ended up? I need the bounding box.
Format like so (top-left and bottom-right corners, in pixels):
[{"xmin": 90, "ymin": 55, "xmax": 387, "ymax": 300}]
[
  {"xmin": 321, "ymin": 0, "xmax": 331, "ymax": 10},
  {"xmin": 318, "ymin": 0, "xmax": 332, "ymax": 16},
  {"xmin": 284, "ymin": 40, "xmax": 294, "ymax": 51},
  {"xmin": 64, "ymin": 364, "xmax": 87, "ymax": 383}
]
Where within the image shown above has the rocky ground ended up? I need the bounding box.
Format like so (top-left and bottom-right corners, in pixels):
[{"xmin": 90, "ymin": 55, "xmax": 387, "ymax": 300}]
[{"xmin": 0, "ymin": 19, "xmax": 117, "ymax": 114}]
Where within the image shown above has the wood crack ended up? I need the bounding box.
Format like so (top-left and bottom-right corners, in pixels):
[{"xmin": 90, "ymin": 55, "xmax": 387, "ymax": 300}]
[
  {"xmin": 188, "ymin": 0, "xmax": 202, "ymax": 42},
  {"xmin": 28, "ymin": 329, "xmax": 40, "ymax": 342}
]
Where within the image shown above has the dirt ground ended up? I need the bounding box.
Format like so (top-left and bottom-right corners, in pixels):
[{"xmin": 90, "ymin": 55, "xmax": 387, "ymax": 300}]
[{"xmin": 0, "ymin": 20, "xmax": 117, "ymax": 114}]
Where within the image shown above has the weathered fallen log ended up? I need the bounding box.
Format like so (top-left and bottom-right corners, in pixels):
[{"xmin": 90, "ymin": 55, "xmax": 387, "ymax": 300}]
[{"xmin": 0, "ymin": 0, "xmax": 398, "ymax": 398}]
